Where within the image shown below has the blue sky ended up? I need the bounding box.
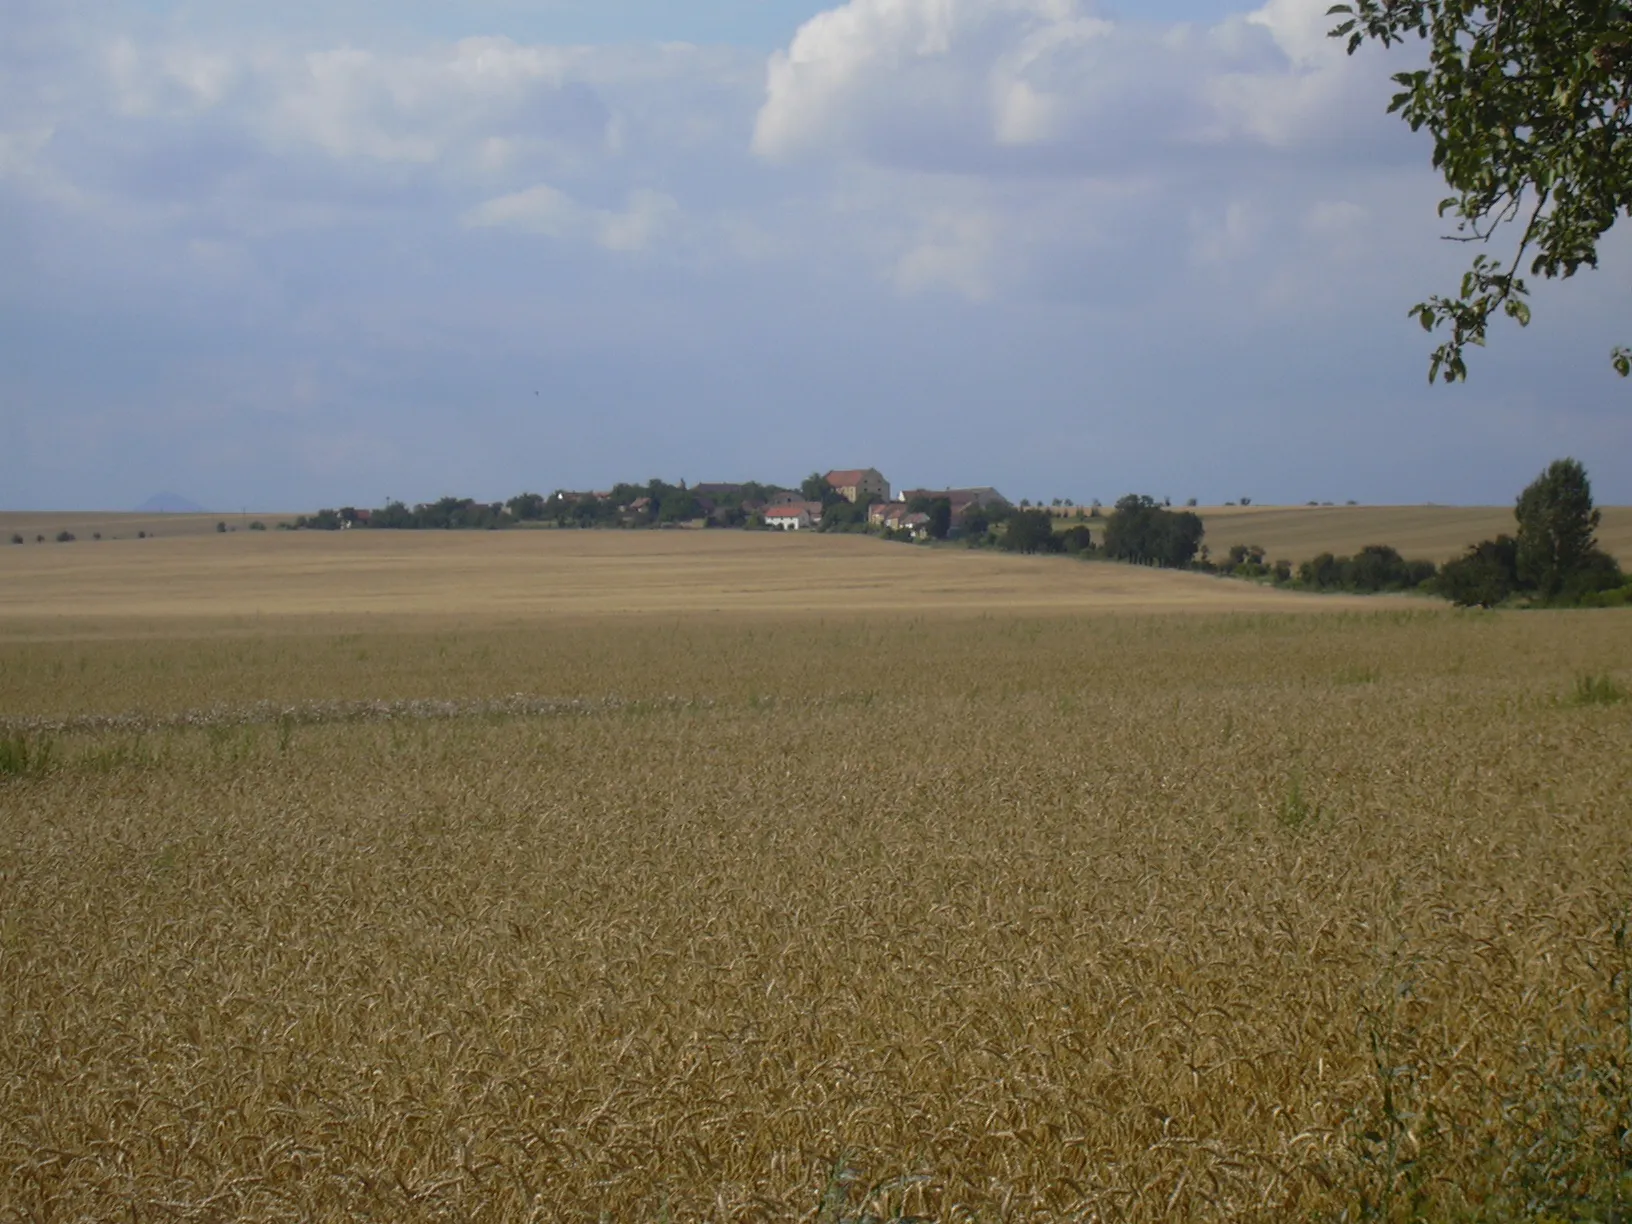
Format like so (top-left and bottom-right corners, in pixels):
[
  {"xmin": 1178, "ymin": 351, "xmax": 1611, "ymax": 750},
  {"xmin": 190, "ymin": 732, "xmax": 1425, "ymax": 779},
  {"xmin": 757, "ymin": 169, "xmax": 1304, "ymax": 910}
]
[{"xmin": 4, "ymin": 0, "xmax": 1628, "ymax": 511}]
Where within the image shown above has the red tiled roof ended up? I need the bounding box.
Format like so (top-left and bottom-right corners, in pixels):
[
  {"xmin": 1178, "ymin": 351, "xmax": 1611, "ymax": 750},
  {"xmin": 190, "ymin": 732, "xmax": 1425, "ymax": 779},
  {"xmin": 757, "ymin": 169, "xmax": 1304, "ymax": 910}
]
[{"xmin": 825, "ymin": 469, "xmax": 872, "ymax": 487}]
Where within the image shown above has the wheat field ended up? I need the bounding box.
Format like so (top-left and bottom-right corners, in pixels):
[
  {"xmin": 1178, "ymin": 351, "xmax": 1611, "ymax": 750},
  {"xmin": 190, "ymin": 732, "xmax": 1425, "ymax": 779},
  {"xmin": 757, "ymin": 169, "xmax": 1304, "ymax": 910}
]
[
  {"xmin": 3, "ymin": 535, "xmax": 1631, "ymax": 1221},
  {"xmin": 1045, "ymin": 504, "xmax": 1632, "ymax": 566},
  {"xmin": 0, "ymin": 529, "xmax": 1409, "ymax": 623}
]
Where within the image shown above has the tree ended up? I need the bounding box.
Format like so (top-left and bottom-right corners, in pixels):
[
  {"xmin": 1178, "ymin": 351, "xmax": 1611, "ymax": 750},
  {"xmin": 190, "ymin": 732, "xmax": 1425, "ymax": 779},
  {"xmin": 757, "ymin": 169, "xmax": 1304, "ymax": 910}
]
[
  {"xmin": 1331, "ymin": 0, "xmax": 1632, "ymax": 381},
  {"xmin": 801, "ymin": 472, "xmax": 833, "ymax": 505},
  {"xmin": 1000, "ymin": 508, "xmax": 1058, "ymax": 554},
  {"xmin": 1514, "ymin": 457, "xmax": 1601, "ymax": 596},
  {"xmin": 507, "ymin": 491, "xmax": 547, "ymax": 521},
  {"xmin": 1102, "ymin": 495, "xmax": 1206, "ymax": 568},
  {"xmin": 1437, "ymin": 535, "xmax": 1520, "ymax": 607},
  {"xmin": 926, "ymin": 497, "xmax": 952, "ymax": 541},
  {"xmin": 1058, "ymin": 524, "xmax": 1095, "ymax": 554}
]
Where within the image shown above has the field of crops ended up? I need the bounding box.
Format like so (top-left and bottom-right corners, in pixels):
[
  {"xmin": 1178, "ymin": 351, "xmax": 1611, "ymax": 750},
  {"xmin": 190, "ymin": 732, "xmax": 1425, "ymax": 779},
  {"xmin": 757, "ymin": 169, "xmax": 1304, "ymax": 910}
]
[
  {"xmin": 1037, "ymin": 504, "xmax": 1632, "ymax": 567},
  {"xmin": 3, "ymin": 535, "xmax": 1632, "ymax": 1221}
]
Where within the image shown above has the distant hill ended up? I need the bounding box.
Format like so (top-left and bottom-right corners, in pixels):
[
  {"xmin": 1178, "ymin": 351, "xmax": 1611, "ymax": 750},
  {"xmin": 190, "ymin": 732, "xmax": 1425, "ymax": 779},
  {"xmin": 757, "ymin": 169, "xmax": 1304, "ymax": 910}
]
[{"xmin": 135, "ymin": 493, "xmax": 206, "ymax": 514}]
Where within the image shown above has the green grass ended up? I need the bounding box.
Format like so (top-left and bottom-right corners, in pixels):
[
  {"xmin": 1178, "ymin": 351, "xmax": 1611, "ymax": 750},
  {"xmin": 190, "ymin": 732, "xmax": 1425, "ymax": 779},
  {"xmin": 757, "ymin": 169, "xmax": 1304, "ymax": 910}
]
[
  {"xmin": 1571, "ymin": 673, "xmax": 1627, "ymax": 706},
  {"xmin": 0, "ymin": 733, "xmax": 55, "ymax": 778}
]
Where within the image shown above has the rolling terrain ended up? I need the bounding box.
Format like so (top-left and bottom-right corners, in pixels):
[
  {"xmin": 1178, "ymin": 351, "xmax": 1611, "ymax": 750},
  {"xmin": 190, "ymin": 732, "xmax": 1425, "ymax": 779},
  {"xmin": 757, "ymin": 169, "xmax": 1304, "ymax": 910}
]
[
  {"xmin": 0, "ymin": 527, "xmax": 1400, "ymax": 624},
  {"xmin": 1042, "ymin": 502, "xmax": 1632, "ymax": 565}
]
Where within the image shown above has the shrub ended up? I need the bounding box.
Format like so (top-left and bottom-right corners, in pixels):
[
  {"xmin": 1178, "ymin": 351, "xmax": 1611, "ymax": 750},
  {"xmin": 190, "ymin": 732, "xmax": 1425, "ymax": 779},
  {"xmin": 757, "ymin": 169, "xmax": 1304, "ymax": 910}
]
[
  {"xmin": 1558, "ymin": 549, "xmax": 1625, "ymax": 603},
  {"xmin": 1580, "ymin": 583, "xmax": 1632, "ymax": 608},
  {"xmin": 137, "ymin": 530, "xmax": 147, "ymax": 539},
  {"xmin": 8, "ymin": 533, "xmax": 20, "ymax": 545},
  {"xmin": 217, "ymin": 521, "xmax": 228, "ymax": 533},
  {"xmin": 249, "ymin": 521, "xmax": 266, "ymax": 531},
  {"xmin": 1058, "ymin": 524, "xmax": 1094, "ymax": 555},
  {"xmin": 55, "ymin": 530, "xmax": 75, "ymax": 543}
]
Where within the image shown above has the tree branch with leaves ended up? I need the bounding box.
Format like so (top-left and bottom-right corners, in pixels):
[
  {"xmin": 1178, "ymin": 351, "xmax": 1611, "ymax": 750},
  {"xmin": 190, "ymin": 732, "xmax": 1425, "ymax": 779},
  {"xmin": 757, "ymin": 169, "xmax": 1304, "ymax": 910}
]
[{"xmin": 1329, "ymin": 0, "xmax": 1632, "ymax": 381}]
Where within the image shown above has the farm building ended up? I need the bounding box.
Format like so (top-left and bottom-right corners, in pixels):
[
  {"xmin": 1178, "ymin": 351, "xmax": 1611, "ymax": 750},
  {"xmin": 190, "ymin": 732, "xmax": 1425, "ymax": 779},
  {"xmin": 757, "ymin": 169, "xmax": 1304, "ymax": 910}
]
[{"xmin": 825, "ymin": 469, "xmax": 890, "ymax": 504}]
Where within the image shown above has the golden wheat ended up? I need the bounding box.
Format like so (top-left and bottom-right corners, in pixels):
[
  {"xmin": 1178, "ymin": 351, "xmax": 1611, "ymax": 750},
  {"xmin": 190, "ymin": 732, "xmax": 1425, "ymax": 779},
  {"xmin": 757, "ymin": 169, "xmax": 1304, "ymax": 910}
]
[{"xmin": 2, "ymin": 594, "xmax": 1631, "ymax": 1220}]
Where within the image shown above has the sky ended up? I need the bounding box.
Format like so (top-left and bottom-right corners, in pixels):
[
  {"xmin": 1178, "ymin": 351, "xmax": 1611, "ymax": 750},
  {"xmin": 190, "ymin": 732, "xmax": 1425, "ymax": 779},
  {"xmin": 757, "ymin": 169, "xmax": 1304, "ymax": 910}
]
[{"xmin": 3, "ymin": 0, "xmax": 1628, "ymax": 512}]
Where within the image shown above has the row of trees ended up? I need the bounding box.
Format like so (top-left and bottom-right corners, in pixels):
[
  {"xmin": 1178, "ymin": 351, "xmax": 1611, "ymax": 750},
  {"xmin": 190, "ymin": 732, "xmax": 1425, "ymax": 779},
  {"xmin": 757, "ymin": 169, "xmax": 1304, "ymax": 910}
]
[
  {"xmin": 292, "ymin": 481, "xmax": 794, "ymax": 534},
  {"xmin": 1296, "ymin": 546, "xmax": 1438, "ymax": 594},
  {"xmin": 951, "ymin": 497, "xmax": 1205, "ymax": 567}
]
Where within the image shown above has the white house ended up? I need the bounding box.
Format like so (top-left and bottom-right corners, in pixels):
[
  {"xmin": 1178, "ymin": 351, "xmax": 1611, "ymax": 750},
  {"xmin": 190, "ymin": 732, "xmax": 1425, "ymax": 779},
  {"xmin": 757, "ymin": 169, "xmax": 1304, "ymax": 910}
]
[{"xmin": 764, "ymin": 504, "xmax": 814, "ymax": 530}]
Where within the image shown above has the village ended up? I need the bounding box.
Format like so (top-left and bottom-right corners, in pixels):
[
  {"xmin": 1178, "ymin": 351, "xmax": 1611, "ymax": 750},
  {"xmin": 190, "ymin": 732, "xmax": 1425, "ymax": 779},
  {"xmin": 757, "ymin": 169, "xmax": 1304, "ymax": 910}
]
[{"xmin": 540, "ymin": 468, "xmax": 1015, "ymax": 538}]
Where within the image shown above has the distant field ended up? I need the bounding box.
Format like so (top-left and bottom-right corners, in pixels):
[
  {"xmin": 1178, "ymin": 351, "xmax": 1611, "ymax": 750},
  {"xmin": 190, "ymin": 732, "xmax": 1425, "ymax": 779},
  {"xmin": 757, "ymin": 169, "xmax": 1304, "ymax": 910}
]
[
  {"xmin": 8, "ymin": 504, "xmax": 1631, "ymax": 568},
  {"xmin": 0, "ymin": 528, "xmax": 1403, "ymax": 624},
  {"xmin": 0, "ymin": 510, "xmax": 296, "ymax": 541},
  {"xmin": 1049, "ymin": 503, "xmax": 1632, "ymax": 564}
]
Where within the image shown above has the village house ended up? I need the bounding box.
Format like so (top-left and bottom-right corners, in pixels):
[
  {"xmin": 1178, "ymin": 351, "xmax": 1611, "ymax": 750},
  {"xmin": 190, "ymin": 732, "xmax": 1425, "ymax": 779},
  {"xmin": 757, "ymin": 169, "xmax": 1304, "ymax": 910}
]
[
  {"xmin": 868, "ymin": 503, "xmax": 932, "ymax": 536},
  {"xmin": 825, "ymin": 468, "xmax": 890, "ymax": 504},
  {"xmin": 764, "ymin": 504, "xmax": 815, "ymax": 531}
]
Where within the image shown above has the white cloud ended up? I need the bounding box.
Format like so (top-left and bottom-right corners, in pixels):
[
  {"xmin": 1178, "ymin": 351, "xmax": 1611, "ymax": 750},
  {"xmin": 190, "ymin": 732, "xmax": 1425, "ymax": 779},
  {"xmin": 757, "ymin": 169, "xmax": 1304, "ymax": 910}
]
[
  {"xmin": 891, "ymin": 207, "xmax": 998, "ymax": 299},
  {"xmin": 752, "ymin": 0, "xmax": 1387, "ymax": 170},
  {"xmin": 463, "ymin": 182, "xmax": 582, "ymax": 236},
  {"xmin": 463, "ymin": 182, "xmax": 679, "ymax": 252}
]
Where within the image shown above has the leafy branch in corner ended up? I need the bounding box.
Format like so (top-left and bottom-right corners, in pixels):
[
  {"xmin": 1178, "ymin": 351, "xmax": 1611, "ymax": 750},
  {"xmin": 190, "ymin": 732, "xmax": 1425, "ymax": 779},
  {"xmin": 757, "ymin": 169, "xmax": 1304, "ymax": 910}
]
[{"xmin": 1329, "ymin": 0, "xmax": 1632, "ymax": 381}]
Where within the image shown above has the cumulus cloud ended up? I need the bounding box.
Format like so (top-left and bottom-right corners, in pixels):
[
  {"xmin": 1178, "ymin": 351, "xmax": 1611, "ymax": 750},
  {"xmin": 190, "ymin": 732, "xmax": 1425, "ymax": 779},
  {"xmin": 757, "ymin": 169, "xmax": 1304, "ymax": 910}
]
[{"xmin": 752, "ymin": 0, "xmax": 1390, "ymax": 171}]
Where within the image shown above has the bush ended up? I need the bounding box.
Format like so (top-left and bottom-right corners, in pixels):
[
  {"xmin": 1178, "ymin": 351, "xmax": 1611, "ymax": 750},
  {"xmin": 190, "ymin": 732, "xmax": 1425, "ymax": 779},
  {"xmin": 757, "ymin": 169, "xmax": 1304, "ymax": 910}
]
[
  {"xmin": 8, "ymin": 533, "xmax": 21, "ymax": 545},
  {"xmin": 249, "ymin": 521, "xmax": 266, "ymax": 531},
  {"xmin": 217, "ymin": 521, "xmax": 228, "ymax": 533},
  {"xmin": 55, "ymin": 530, "xmax": 75, "ymax": 543},
  {"xmin": 1579, "ymin": 583, "xmax": 1632, "ymax": 608},
  {"xmin": 1058, "ymin": 524, "xmax": 1094, "ymax": 555},
  {"xmin": 1558, "ymin": 549, "xmax": 1625, "ymax": 602},
  {"xmin": 137, "ymin": 530, "xmax": 147, "ymax": 539},
  {"xmin": 1437, "ymin": 537, "xmax": 1519, "ymax": 608}
]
